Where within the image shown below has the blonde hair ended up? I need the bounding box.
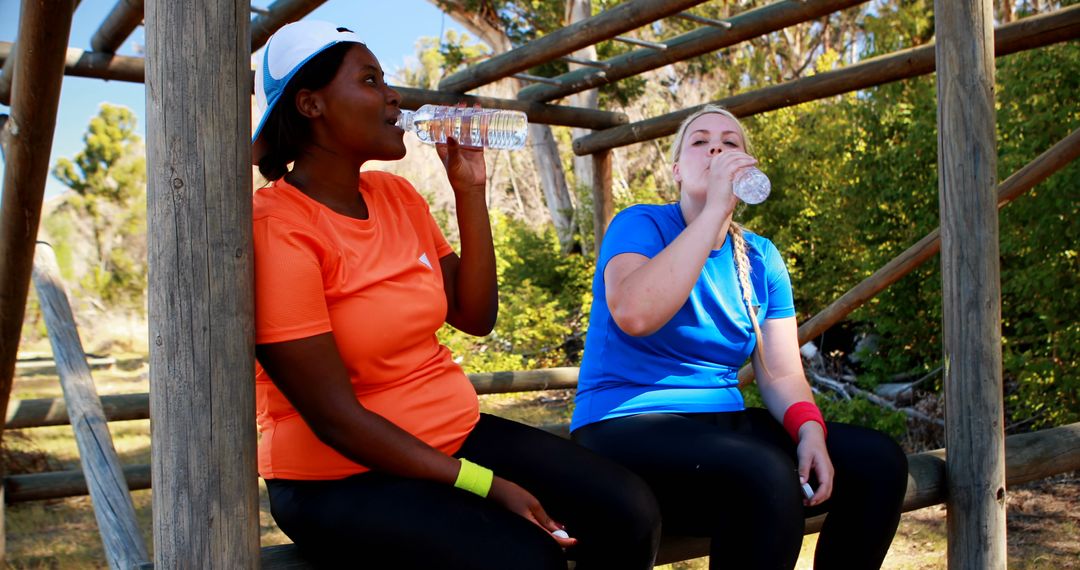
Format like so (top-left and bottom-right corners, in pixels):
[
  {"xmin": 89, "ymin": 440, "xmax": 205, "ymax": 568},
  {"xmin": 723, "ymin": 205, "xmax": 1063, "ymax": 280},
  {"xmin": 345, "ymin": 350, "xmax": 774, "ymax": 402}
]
[{"xmin": 670, "ymin": 105, "xmax": 765, "ymax": 381}]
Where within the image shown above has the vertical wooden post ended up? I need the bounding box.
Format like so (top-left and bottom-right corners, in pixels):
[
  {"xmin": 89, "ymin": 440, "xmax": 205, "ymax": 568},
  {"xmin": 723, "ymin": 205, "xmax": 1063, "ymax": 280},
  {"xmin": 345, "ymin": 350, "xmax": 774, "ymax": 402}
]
[
  {"xmin": 934, "ymin": 1, "xmax": 1007, "ymax": 568},
  {"xmin": 0, "ymin": 0, "xmax": 76, "ymax": 442},
  {"xmin": 32, "ymin": 243, "xmax": 150, "ymax": 569},
  {"xmin": 591, "ymin": 149, "xmax": 613, "ymax": 251},
  {"xmin": 144, "ymin": 0, "xmax": 259, "ymax": 567}
]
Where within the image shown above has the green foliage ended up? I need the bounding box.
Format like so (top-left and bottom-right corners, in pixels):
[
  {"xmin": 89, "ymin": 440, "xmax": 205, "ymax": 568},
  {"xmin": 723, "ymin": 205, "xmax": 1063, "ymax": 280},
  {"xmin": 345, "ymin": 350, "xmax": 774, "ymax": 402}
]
[
  {"xmin": 396, "ymin": 30, "xmax": 489, "ymax": 89},
  {"xmin": 49, "ymin": 104, "xmax": 148, "ymax": 313},
  {"xmin": 743, "ymin": 15, "xmax": 1078, "ymax": 428},
  {"xmin": 438, "ymin": 214, "xmax": 595, "ymax": 373}
]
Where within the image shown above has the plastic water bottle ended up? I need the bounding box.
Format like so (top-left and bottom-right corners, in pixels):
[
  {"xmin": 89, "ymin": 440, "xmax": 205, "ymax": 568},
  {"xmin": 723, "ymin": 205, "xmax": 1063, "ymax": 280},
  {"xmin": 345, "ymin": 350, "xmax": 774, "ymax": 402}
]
[
  {"xmin": 396, "ymin": 104, "xmax": 529, "ymax": 150},
  {"xmin": 733, "ymin": 167, "xmax": 771, "ymax": 204}
]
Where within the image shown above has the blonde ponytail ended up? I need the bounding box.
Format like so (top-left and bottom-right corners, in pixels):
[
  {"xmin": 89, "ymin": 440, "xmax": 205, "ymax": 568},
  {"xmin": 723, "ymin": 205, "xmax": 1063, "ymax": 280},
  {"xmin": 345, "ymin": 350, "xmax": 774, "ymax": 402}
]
[{"xmin": 729, "ymin": 223, "xmax": 768, "ymax": 384}]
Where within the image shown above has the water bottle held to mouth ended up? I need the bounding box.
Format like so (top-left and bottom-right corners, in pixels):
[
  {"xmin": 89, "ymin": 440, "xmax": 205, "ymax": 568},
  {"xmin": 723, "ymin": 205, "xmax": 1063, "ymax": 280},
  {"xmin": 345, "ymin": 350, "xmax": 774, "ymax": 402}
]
[
  {"xmin": 733, "ymin": 167, "xmax": 771, "ymax": 205},
  {"xmin": 397, "ymin": 104, "xmax": 529, "ymax": 151}
]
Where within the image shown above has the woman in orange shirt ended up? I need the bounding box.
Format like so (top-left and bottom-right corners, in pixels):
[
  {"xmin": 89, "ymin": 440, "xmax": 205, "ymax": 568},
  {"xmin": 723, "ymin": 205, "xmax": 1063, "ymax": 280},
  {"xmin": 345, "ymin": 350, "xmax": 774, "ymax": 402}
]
[{"xmin": 251, "ymin": 20, "xmax": 660, "ymax": 569}]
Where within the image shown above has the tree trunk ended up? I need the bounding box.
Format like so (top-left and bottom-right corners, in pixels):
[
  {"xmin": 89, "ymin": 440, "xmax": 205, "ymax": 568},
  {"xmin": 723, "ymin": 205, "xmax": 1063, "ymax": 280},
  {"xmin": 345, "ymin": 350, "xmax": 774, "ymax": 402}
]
[
  {"xmin": 433, "ymin": 0, "xmax": 579, "ymax": 252},
  {"xmin": 566, "ymin": 0, "xmax": 599, "ymax": 253}
]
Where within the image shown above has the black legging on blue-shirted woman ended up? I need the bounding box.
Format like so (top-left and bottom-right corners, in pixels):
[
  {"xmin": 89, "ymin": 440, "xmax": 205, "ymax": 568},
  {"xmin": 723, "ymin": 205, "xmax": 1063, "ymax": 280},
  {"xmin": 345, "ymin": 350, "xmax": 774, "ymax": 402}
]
[
  {"xmin": 265, "ymin": 413, "xmax": 661, "ymax": 570},
  {"xmin": 573, "ymin": 408, "xmax": 908, "ymax": 570}
]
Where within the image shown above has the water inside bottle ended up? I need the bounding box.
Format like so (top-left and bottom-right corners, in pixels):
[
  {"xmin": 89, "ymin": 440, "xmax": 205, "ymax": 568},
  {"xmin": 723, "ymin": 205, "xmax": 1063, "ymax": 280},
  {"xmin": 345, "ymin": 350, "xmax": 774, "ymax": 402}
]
[{"xmin": 398, "ymin": 105, "xmax": 528, "ymax": 151}]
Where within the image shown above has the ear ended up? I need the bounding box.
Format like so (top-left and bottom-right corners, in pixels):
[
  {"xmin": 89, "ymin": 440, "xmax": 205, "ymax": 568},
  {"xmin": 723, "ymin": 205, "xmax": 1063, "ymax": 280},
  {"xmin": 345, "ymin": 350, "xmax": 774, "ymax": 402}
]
[
  {"xmin": 672, "ymin": 162, "xmax": 682, "ymax": 183},
  {"xmin": 294, "ymin": 88, "xmax": 323, "ymax": 120}
]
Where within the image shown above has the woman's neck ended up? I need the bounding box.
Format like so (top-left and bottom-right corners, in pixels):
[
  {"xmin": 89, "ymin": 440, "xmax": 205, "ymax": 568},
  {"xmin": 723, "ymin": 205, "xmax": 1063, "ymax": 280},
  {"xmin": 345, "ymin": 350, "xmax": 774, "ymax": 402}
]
[
  {"xmin": 679, "ymin": 194, "xmax": 732, "ymax": 250},
  {"xmin": 287, "ymin": 148, "xmax": 368, "ymax": 219}
]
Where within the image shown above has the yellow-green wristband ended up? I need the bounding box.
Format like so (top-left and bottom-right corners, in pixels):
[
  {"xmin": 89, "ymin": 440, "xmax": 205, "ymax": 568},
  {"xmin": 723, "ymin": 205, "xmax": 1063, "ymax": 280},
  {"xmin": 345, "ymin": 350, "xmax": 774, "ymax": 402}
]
[{"xmin": 454, "ymin": 458, "xmax": 494, "ymax": 498}]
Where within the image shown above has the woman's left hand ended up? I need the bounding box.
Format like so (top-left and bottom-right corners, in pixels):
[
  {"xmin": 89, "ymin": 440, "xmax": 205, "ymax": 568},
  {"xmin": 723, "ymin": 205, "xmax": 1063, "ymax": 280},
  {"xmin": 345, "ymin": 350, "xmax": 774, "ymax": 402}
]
[
  {"xmin": 436, "ymin": 136, "xmax": 487, "ymax": 195},
  {"xmin": 795, "ymin": 421, "xmax": 834, "ymax": 506}
]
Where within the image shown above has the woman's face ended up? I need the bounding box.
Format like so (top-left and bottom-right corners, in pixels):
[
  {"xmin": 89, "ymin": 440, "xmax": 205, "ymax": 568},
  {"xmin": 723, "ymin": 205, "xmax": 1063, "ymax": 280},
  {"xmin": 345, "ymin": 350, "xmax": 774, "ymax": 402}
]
[
  {"xmin": 306, "ymin": 44, "xmax": 405, "ymax": 162},
  {"xmin": 672, "ymin": 113, "xmax": 747, "ymax": 197}
]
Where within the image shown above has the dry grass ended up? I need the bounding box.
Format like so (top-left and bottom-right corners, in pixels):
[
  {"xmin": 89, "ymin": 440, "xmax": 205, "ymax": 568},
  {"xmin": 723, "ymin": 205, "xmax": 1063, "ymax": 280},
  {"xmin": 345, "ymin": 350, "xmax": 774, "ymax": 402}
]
[{"xmin": 4, "ymin": 371, "xmax": 1077, "ymax": 568}]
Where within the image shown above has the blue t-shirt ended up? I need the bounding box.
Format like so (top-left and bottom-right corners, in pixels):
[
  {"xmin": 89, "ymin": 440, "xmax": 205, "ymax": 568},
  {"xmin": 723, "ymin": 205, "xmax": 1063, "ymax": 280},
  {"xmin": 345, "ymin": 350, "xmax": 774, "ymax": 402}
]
[{"xmin": 570, "ymin": 203, "xmax": 796, "ymax": 431}]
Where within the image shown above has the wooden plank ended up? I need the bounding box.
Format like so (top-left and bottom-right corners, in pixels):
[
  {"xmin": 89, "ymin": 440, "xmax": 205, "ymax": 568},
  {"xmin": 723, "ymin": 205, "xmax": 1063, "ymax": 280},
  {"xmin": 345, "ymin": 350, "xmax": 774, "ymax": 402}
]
[
  {"xmin": 144, "ymin": 0, "xmax": 259, "ymax": 567},
  {"xmin": 734, "ymin": 125, "xmax": 1080, "ymax": 385},
  {"xmin": 91, "ymin": 0, "xmax": 145, "ymax": 54},
  {"xmin": 520, "ymin": 0, "xmax": 866, "ymax": 103},
  {"xmin": 936, "ymin": 1, "xmax": 1007, "ymax": 567},
  {"xmin": 438, "ymin": 0, "xmax": 708, "ymax": 94},
  {"xmin": 573, "ymin": 4, "xmax": 1080, "ymax": 155},
  {"xmin": 0, "ymin": 0, "xmax": 76, "ymax": 446},
  {"xmin": 592, "ymin": 150, "xmax": 614, "ymax": 249},
  {"xmin": 250, "ymin": 0, "xmax": 329, "ymax": 52},
  {"xmin": 30, "ymin": 244, "xmax": 150, "ymax": 569}
]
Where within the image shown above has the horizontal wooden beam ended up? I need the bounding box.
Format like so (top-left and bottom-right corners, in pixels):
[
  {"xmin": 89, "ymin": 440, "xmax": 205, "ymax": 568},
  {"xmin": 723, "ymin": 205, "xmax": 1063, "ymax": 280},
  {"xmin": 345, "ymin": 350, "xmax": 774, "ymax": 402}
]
[
  {"xmin": 734, "ymin": 125, "xmax": 1080, "ymax": 385},
  {"xmin": 0, "ymin": 44, "xmax": 145, "ymax": 83},
  {"xmin": 438, "ymin": 0, "xmax": 708, "ymax": 94},
  {"xmin": 5, "ymin": 368, "xmax": 582, "ymax": 430},
  {"xmin": 250, "ymin": 0, "xmax": 328, "ymax": 52},
  {"xmin": 573, "ymin": 4, "xmax": 1080, "ymax": 155},
  {"xmin": 0, "ymin": 45, "xmax": 628, "ymax": 131},
  {"xmin": 90, "ymin": 0, "xmax": 144, "ymax": 54},
  {"xmin": 5, "ymin": 464, "xmax": 150, "ymax": 503},
  {"xmin": 6, "ymin": 393, "xmax": 149, "ymax": 429},
  {"xmin": 519, "ymin": 0, "xmax": 867, "ymax": 103}
]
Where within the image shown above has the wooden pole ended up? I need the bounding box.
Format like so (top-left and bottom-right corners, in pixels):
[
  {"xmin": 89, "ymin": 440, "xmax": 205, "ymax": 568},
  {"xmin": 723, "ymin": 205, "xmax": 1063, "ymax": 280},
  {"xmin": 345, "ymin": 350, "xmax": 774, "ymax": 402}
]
[
  {"xmin": 0, "ymin": 0, "xmax": 76, "ymax": 444},
  {"xmin": 0, "ymin": 46, "xmax": 13, "ymax": 106},
  {"xmin": 733, "ymin": 125, "xmax": 1080, "ymax": 385},
  {"xmin": 518, "ymin": 0, "xmax": 866, "ymax": 102},
  {"xmin": 591, "ymin": 150, "xmax": 614, "ymax": 249},
  {"xmin": 31, "ymin": 243, "xmax": 150, "ymax": 569},
  {"xmin": 250, "ymin": 0, "xmax": 329, "ymax": 52},
  {"xmin": 935, "ymin": 1, "xmax": 1007, "ymax": 567},
  {"xmin": 439, "ymin": 0, "xmax": 708, "ymax": 93},
  {"xmin": 573, "ymin": 4, "xmax": 1080, "ymax": 156},
  {"xmin": 91, "ymin": 0, "xmax": 145, "ymax": 54},
  {"xmin": 145, "ymin": 0, "xmax": 259, "ymax": 567}
]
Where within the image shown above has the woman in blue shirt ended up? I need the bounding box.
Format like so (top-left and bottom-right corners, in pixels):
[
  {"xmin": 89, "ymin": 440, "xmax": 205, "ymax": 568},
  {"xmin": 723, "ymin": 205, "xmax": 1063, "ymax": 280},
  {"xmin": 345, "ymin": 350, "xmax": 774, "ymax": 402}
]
[{"xmin": 571, "ymin": 105, "xmax": 907, "ymax": 569}]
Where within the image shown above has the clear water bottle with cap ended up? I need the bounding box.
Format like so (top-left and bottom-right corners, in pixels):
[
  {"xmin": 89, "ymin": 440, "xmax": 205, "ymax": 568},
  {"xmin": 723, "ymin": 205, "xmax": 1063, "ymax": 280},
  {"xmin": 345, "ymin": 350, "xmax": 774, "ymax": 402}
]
[
  {"xmin": 733, "ymin": 167, "xmax": 771, "ymax": 204},
  {"xmin": 396, "ymin": 104, "xmax": 529, "ymax": 151}
]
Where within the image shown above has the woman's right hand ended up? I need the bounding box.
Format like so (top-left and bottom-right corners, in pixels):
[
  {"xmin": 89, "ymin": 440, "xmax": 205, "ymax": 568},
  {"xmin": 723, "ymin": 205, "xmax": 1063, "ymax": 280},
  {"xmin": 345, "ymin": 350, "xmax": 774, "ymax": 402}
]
[
  {"xmin": 704, "ymin": 149, "xmax": 756, "ymax": 211},
  {"xmin": 488, "ymin": 476, "xmax": 577, "ymax": 548}
]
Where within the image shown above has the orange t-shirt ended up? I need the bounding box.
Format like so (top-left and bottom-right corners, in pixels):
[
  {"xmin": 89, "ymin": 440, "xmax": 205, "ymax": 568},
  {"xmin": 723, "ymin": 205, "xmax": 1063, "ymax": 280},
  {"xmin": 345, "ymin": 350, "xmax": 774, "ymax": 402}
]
[{"xmin": 252, "ymin": 171, "xmax": 480, "ymax": 480}]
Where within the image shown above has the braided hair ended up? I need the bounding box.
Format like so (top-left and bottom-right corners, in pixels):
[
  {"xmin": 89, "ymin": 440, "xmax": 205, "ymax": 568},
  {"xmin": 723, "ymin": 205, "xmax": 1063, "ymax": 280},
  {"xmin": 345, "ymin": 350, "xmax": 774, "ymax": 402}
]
[{"xmin": 670, "ymin": 105, "xmax": 767, "ymax": 378}]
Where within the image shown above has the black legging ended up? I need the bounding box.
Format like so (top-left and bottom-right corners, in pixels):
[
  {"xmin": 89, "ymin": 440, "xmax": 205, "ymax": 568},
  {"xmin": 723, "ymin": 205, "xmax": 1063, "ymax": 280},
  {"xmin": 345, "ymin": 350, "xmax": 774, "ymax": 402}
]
[
  {"xmin": 572, "ymin": 408, "xmax": 908, "ymax": 570},
  {"xmin": 266, "ymin": 413, "xmax": 661, "ymax": 570}
]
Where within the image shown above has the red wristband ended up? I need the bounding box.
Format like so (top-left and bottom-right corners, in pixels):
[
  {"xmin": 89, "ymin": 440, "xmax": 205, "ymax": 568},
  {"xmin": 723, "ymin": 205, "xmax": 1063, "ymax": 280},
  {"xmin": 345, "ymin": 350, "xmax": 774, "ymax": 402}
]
[{"xmin": 782, "ymin": 401, "xmax": 827, "ymax": 442}]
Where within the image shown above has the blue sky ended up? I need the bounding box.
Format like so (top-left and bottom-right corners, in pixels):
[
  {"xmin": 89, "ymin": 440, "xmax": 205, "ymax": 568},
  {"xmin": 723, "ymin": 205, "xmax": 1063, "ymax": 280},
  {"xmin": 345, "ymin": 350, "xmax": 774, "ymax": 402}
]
[{"xmin": 0, "ymin": 1, "xmax": 465, "ymax": 198}]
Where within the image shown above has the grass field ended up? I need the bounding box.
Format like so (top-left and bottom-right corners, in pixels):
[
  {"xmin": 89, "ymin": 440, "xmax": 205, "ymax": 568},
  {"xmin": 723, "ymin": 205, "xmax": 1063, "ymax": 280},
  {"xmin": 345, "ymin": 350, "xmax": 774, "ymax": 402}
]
[{"xmin": 4, "ymin": 367, "xmax": 1077, "ymax": 569}]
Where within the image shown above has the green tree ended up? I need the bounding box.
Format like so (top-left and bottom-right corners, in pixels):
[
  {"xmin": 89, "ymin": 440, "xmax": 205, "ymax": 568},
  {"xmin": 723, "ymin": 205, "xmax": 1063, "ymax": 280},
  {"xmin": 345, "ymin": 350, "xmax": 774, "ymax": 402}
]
[{"xmin": 50, "ymin": 103, "xmax": 147, "ymax": 312}]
